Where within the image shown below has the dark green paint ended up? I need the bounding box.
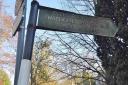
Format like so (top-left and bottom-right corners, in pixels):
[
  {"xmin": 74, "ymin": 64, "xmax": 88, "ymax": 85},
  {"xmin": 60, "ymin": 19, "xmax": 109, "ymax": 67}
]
[{"xmin": 38, "ymin": 6, "xmax": 118, "ymax": 37}]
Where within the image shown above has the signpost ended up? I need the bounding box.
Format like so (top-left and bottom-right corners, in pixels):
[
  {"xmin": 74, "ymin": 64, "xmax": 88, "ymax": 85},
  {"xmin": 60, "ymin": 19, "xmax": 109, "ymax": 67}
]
[
  {"xmin": 13, "ymin": 0, "xmax": 26, "ymax": 85},
  {"xmin": 13, "ymin": 0, "xmax": 119, "ymax": 85},
  {"xmin": 37, "ymin": 6, "xmax": 118, "ymax": 37},
  {"xmin": 17, "ymin": 1, "xmax": 38, "ymax": 85},
  {"xmin": 15, "ymin": 0, "xmax": 24, "ymax": 15},
  {"xmin": 13, "ymin": 3, "xmax": 23, "ymax": 36},
  {"xmin": 14, "ymin": 23, "xmax": 25, "ymax": 85}
]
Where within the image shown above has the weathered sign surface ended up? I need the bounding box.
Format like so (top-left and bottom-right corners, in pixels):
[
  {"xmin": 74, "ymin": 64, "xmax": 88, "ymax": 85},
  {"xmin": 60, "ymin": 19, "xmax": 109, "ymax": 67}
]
[
  {"xmin": 15, "ymin": 0, "xmax": 24, "ymax": 15},
  {"xmin": 38, "ymin": 6, "xmax": 118, "ymax": 37},
  {"xmin": 13, "ymin": 3, "xmax": 23, "ymax": 36}
]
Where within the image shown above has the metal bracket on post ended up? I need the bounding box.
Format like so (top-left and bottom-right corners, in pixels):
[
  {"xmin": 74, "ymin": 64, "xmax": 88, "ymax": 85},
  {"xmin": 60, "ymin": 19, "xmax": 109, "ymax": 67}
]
[{"xmin": 17, "ymin": 1, "xmax": 39, "ymax": 85}]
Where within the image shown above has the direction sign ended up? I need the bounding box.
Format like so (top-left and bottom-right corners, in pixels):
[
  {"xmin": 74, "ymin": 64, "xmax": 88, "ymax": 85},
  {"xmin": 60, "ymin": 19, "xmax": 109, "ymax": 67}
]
[
  {"xmin": 15, "ymin": 0, "xmax": 24, "ymax": 16},
  {"xmin": 13, "ymin": 3, "xmax": 23, "ymax": 36},
  {"xmin": 37, "ymin": 6, "xmax": 118, "ymax": 37}
]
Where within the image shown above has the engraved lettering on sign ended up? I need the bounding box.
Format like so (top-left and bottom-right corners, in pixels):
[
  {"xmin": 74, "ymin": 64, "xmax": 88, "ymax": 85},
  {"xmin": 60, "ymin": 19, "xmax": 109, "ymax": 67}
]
[
  {"xmin": 38, "ymin": 6, "xmax": 118, "ymax": 37},
  {"xmin": 46, "ymin": 12, "xmax": 97, "ymax": 33},
  {"xmin": 41, "ymin": 9, "xmax": 101, "ymax": 33}
]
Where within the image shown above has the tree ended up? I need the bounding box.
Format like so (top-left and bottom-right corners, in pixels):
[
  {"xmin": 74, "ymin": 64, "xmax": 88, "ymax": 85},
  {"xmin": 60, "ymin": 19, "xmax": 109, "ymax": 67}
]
[
  {"xmin": 52, "ymin": 0, "xmax": 106, "ymax": 84},
  {"xmin": 64, "ymin": 0, "xmax": 128, "ymax": 85},
  {"xmin": 0, "ymin": 0, "xmax": 14, "ymax": 54},
  {"xmin": 32, "ymin": 0, "xmax": 106, "ymax": 84},
  {"xmin": 31, "ymin": 0, "xmax": 128, "ymax": 85},
  {"xmin": 0, "ymin": 1, "xmax": 15, "ymax": 84},
  {"xmin": 0, "ymin": 68, "xmax": 11, "ymax": 85},
  {"xmin": 31, "ymin": 32, "xmax": 100, "ymax": 85},
  {"xmin": 0, "ymin": 0, "xmax": 13, "ymax": 40},
  {"xmin": 53, "ymin": 32, "xmax": 104, "ymax": 84},
  {"xmin": 59, "ymin": 0, "xmax": 128, "ymax": 85},
  {"xmin": 31, "ymin": 38, "xmax": 57, "ymax": 85},
  {"xmin": 94, "ymin": 0, "xmax": 128, "ymax": 85}
]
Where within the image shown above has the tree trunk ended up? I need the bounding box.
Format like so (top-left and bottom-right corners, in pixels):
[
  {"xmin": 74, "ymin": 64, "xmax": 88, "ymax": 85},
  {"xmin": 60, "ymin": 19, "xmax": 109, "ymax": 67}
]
[{"xmin": 95, "ymin": 0, "xmax": 128, "ymax": 85}]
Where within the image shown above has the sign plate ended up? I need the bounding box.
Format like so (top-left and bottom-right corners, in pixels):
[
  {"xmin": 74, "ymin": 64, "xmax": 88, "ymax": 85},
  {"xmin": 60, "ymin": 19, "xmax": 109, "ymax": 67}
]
[
  {"xmin": 38, "ymin": 6, "xmax": 118, "ymax": 37},
  {"xmin": 15, "ymin": 0, "xmax": 24, "ymax": 15},
  {"xmin": 13, "ymin": 3, "xmax": 23, "ymax": 36}
]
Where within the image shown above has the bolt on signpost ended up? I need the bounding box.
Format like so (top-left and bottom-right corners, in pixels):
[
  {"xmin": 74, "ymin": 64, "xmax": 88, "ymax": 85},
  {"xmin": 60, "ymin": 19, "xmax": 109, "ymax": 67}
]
[{"xmin": 13, "ymin": 0, "xmax": 119, "ymax": 85}]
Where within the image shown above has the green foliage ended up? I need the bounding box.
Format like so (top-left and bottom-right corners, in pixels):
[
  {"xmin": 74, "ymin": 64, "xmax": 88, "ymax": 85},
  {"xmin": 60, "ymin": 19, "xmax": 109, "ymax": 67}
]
[
  {"xmin": 31, "ymin": 40, "xmax": 55, "ymax": 85},
  {"xmin": 0, "ymin": 68, "xmax": 11, "ymax": 85},
  {"xmin": 82, "ymin": 72, "xmax": 95, "ymax": 85}
]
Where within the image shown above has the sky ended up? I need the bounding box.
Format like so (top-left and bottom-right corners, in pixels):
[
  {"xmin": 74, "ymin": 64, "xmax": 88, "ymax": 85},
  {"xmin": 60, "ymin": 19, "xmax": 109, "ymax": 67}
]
[
  {"xmin": 27, "ymin": 0, "xmax": 62, "ymax": 13},
  {"xmin": 4, "ymin": 0, "xmax": 62, "ymax": 17},
  {"xmin": 38, "ymin": 0, "xmax": 62, "ymax": 8}
]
